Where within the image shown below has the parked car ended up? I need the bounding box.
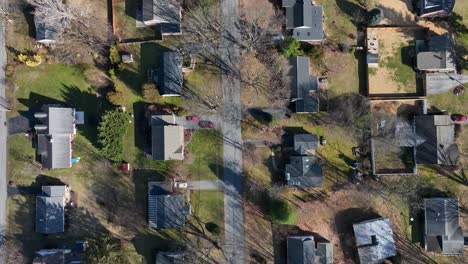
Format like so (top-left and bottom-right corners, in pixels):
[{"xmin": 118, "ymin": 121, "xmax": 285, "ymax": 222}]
[
  {"xmin": 451, "ymin": 114, "xmax": 467, "ymax": 122},
  {"xmin": 174, "ymin": 181, "xmax": 188, "ymax": 189},
  {"xmin": 198, "ymin": 120, "xmax": 214, "ymax": 129},
  {"xmin": 186, "ymin": 116, "xmax": 201, "ymax": 121}
]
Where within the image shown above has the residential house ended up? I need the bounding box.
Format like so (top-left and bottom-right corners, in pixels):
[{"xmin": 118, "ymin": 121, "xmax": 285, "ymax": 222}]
[
  {"xmin": 148, "ymin": 182, "xmax": 191, "ymax": 229},
  {"xmin": 353, "ymin": 218, "xmax": 397, "ymax": 264},
  {"xmin": 34, "ymin": 15, "xmax": 59, "ymax": 45},
  {"xmin": 33, "ymin": 249, "xmax": 71, "ymax": 264},
  {"xmin": 286, "ymin": 132, "xmax": 323, "ymax": 188},
  {"xmin": 33, "ymin": 241, "xmax": 88, "ymax": 264},
  {"xmin": 294, "ymin": 134, "xmax": 318, "ymax": 155},
  {"xmin": 150, "ymin": 115, "xmax": 184, "ymax": 161},
  {"xmin": 142, "ymin": 0, "xmax": 182, "ymax": 35},
  {"xmin": 291, "ymin": 56, "xmax": 319, "ymax": 113},
  {"xmin": 416, "ymin": 34, "xmax": 456, "ymax": 72},
  {"xmin": 287, "ymin": 236, "xmax": 333, "ymax": 264},
  {"xmin": 282, "ymin": 0, "xmax": 324, "ymax": 42},
  {"xmin": 36, "ymin": 185, "xmax": 70, "ymax": 234},
  {"xmin": 158, "ymin": 52, "xmax": 183, "ymax": 96},
  {"xmin": 418, "ymin": 0, "xmax": 456, "ymax": 18},
  {"xmin": 415, "ymin": 115, "xmax": 459, "ymax": 165},
  {"xmin": 156, "ymin": 251, "xmax": 185, "ymax": 264},
  {"xmin": 34, "ymin": 106, "xmax": 80, "ymax": 169},
  {"xmin": 424, "ymin": 198, "xmax": 464, "ymax": 254}
]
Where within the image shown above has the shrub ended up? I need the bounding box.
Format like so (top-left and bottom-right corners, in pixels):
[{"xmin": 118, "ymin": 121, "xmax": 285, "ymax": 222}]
[
  {"xmin": 109, "ymin": 45, "xmax": 121, "ymax": 65},
  {"xmin": 98, "ymin": 110, "xmax": 129, "ymax": 162},
  {"xmin": 367, "ymin": 8, "xmax": 384, "ymax": 26},
  {"xmin": 265, "ymin": 198, "xmax": 297, "ymax": 224},
  {"xmin": 109, "ymin": 68, "xmax": 117, "ymax": 80},
  {"xmin": 142, "ymin": 83, "xmax": 161, "ymax": 103},
  {"xmin": 279, "ymin": 37, "xmax": 304, "ymax": 57},
  {"xmin": 302, "ymin": 43, "xmax": 324, "ymax": 62},
  {"xmin": 107, "ymin": 91, "xmax": 125, "ymax": 106},
  {"xmin": 205, "ymin": 222, "xmax": 221, "ymax": 235}
]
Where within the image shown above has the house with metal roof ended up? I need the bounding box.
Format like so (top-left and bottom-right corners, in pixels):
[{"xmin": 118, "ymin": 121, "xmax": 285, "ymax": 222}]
[
  {"xmin": 424, "ymin": 198, "xmax": 464, "ymax": 255},
  {"xmin": 416, "ymin": 34, "xmax": 456, "ymax": 72},
  {"xmin": 287, "ymin": 236, "xmax": 333, "ymax": 264},
  {"xmin": 34, "ymin": 106, "xmax": 79, "ymax": 169},
  {"xmin": 142, "ymin": 0, "xmax": 182, "ymax": 35},
  {"xmin": 353, "ymin": 218, "xmax": 397, "ymax": 264},
  {"xmin": 418, "ymin": 0, "xmax": 456, "ymax": 18},
  {"xmin": 282, "ymin": 0, "xmax": 324, "ymax": 42},
  {"xmin": 415, "ymin": 115, "xmax": 459, "ymax": 165},
  {"xmin": 158, "ymin": 52, "xmax": 183, "ymax": 96},
  {"xmin": 151, "ymin": 115, "xmax": 184, "ymax": 161},
  {"xmin": 148, "ymin": 182, "xmax": 191, "ymax": 229},
  {"xmin": 36, "ymin": 185, "xmax": 68, "ymax": 234},
  {"xmin": 285, "ymin": 156, "xmax": 323, "ymax": 188},
  {"xmin": 291, "ymin": 56, "xmax": 319, "ymax": 113},
  {"xmin": 34, "ymin": 15, "xmax": 59, "ymax": 45}
]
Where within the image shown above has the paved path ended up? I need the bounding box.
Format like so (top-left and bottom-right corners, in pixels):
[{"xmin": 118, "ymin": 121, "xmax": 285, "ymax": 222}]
[
  {"xmin": 0, "ymin": 0, "xmax": 8, "ymax": 258},
  {"xmin": 187, "ymin": 180, "xmax": 224, "ymax": 191},
  {"xmin": 220, "ymin": 0, "xmax": 245, "ymax": 263}
]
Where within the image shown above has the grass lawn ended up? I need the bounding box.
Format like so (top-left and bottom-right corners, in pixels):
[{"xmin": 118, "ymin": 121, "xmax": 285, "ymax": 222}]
[
  {"xmin": 190, "ymin": 190, "xmax": 224, "ymax": 233},
  {"xmin": 382, "ymin": 42, "xmax": 416, "ymax": 90},
  {"xmin": 187, "ymin": 130, "xmax": 223, "ymax": 181}
]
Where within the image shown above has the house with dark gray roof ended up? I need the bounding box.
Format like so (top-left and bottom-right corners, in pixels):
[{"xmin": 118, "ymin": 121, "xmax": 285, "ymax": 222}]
[
  {"xmin": 150, "ymin": 115, "xmax": 184, "ymax": 161},
  {"xmin": 353, "ymin": 218, "xmax": 397, "ymax": 264},
  {"xmin": 142, "ymin": 0, "xmax": 182, "ymax": 35},
  {"xmin": 33, "ymin": 241, "xmax": 87, "ymax": 264},
  {"xmin": 148, "ymin": 182, "xmax": 191, "ymax": 229},
  {"xmin": 34, "ymin": 15, "xmax": 59, "ymax": 45},
  {"xmin": 291, "ymin": 56, "xmax": 319, "ymax": 113},
  {"xmin": 418, "ymin": 0, "xmax": 456, "ymax": 18},
  {"xmin": 424, "ymin": 198, "xmax": 464, "ymax": 255},
  {"xmin": 282, "ymin": 0, "xmax": 324, "ymax": 42},
  {"xmin": 158, "ymin": 52, "xmax": 183, "ymax": 96},
  {"xmin": 416, "ymin": 34, "xmax": 456, "ymax": 72},
  {"xmin": 415, "ymin": 115, "xmax": 459, "ymax": 165},
  {"xmin": 285, "ymin": 156, "xmax": 323, "ymax": 188},
  {"xmin": 36, "ymin": 185, "xmax": 68, "ymax": 234},
  {"xmin": 34, "ymin": 106, "xmax": 78, "ymax": 169},
  {"xmin": 287, "ymin": 236, "xmax": 333, "ymax": 264},
  {"xmin": 294, "ymin": 134, "xmax": 318, "ymax": 155}
]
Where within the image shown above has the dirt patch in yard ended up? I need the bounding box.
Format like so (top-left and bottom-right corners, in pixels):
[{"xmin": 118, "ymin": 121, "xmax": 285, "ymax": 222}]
[{"xmin": 367, "ymin": 27, "xmax": 422, "ymax": 95}]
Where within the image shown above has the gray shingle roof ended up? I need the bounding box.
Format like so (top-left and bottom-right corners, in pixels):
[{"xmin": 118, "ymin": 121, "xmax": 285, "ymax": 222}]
[
  {"xmin": 160, "ymin": 52, "xmax": 183, "ymax": 96},
  {"xmin": 151, "ymin": 123, "xmax": 184, "ymax": 161},
  {"xmin": 287, "ymin": 236, "xmax": 315, "ymax": 264},
  {"xmin": 35, "ymin": 106, "xmax": 75, "ymax": 169},
  {"xmin": 419, "ymin": 0, "xmax": 456, "ymax": 16},
  {"xmin": 415, "ymin": 115, "xmax": 459, "ymax": 165},
  {"xmin": 156, "ymin": 252, "xmax": 185, "ymax": 264},
  {"xmin": 283, "ymin": 1, "xmax": 323, "ymax": 41},
  {"xmin": 424, "ymin": 198, "xmax": 464, "ymax": 254},
  {"xmin": 148, "ymin": 182, "xmax": 188, "ymax": 229},
  {"xmin": 294, "ymin": 134, "xmax": 318, "ymax": 155},
  {"xmin": 353, "ymin": 218, "xmax": 396, "ymax": 264},
  {"xmin": 287, "ymin": 236, "xmax": 333, "ymax": 264},
  {"xmin": 142, "ymin": 0, "xmax": 181, "ymax": 34},
  {"xmin": 36, "ymin": 186, "xmax": 65, "ymax": 234},
  {"xmin": 293, "ymin": 56, "xmax": 319, "ymax": 113},
  {"xmin": 416, "ymin": 34, "xmax": 456, "ymax": 71},
  {"xmin": 285, "ymin": 156, "xmax": 323, "ymax": 188}
]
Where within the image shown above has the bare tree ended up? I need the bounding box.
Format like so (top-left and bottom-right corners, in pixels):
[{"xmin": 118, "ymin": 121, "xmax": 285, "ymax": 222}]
[
  {"xmin": 27, "ymin": 0, "xmax": 113, "ymax": 63},
  {"xmin": 0, "ymin": 235, "xmax": 27, "ymax": 264}
]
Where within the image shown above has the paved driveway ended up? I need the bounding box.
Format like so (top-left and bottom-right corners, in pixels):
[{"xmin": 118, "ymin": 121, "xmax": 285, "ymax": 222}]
[
  {"xmin": 8, "ymin": 115, "xmax": 30, "ymax": 135},
  {"xmin": 426, "ymin": 73, "xmax": 468, "ymax": 94}
]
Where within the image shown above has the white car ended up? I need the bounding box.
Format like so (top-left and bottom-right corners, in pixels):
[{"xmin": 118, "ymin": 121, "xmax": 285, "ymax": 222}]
[{"xmin": 174, "ymin": 181, "xmax": 188, "ymax": 189}]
